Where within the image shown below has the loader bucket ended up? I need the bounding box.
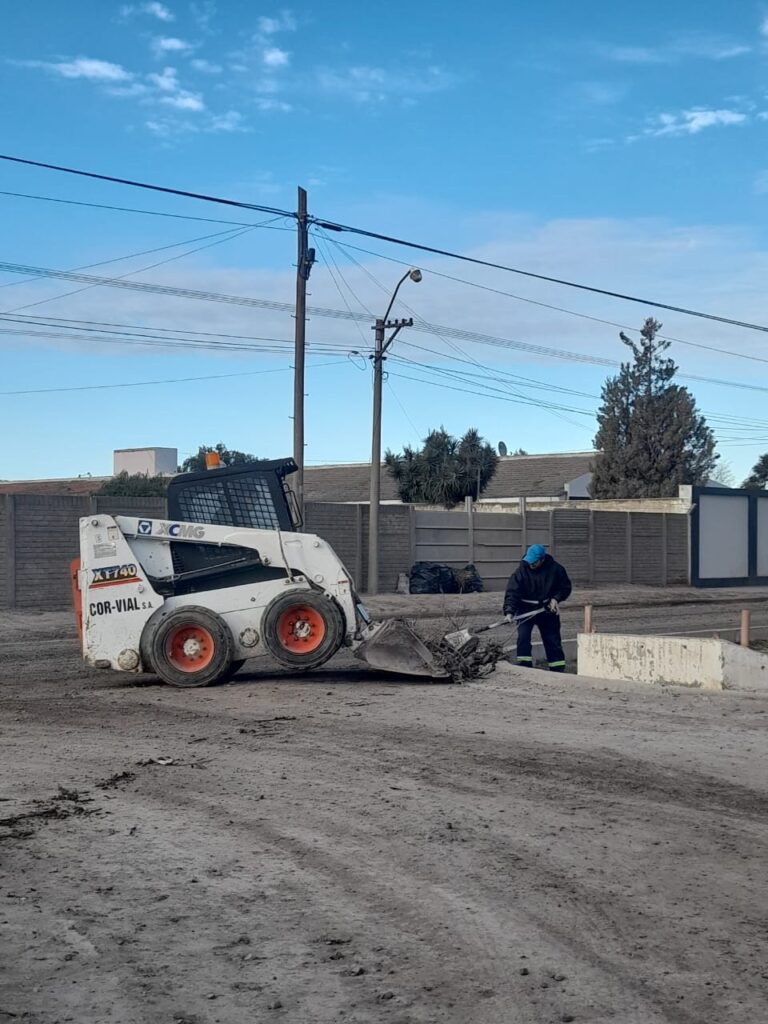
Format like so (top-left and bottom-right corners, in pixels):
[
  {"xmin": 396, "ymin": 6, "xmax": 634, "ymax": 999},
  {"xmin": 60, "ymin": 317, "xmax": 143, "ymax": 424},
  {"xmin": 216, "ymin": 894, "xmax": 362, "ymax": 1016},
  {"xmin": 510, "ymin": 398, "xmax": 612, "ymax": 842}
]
[{"xmin": 354, "ymin": 619, "xmax": 449, "ymax": 678}]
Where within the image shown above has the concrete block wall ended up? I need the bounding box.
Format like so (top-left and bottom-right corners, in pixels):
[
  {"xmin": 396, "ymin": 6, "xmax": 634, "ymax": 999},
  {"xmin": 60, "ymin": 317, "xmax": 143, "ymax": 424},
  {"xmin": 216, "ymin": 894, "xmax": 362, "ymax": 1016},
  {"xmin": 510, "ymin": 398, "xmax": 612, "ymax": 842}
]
[
  {"xmin": 665, "ymin": 515, "xmax": 689, "ymax": 585},
  {"xmin": 551, "ymin": 509, "xmax": 591, "ymax": 584},
  {"xmin": 12, "ymin": 496, "xmax": 89, "ymax": 610},
  {"xmin": 304, "ymin": 502, "xmax": 362, "ymax": 587},
  {"xmin": 592, "ymin": 512, "xmax": 630, "ymax": 584},
  {"xmin": 0, "ymin": 494, "xmax": 690, "ymax": 610},
  {"xmin": 303, "ymin": 503, "xmax": 412, "ymax": 593},
  {"xmin": 0, "ymin": 496, "xmax": 10, "ymax": 610}
]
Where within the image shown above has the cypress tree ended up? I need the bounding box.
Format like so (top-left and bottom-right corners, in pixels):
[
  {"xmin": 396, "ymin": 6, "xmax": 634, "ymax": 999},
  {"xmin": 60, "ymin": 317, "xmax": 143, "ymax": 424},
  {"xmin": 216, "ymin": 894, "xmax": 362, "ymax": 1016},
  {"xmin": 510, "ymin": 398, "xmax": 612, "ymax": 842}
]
[{"xmin": 591, "ymin": 318, "xmax": 717, "ymax": 498}]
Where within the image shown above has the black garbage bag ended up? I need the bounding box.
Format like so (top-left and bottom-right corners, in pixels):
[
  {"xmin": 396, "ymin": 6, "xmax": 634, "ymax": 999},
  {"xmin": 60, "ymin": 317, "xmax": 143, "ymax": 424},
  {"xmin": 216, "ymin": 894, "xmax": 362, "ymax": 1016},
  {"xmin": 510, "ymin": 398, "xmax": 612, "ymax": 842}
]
[
  {"xmin": 438, "ymin": 564, "xmax": 460, "ymax": 594},
  {"xmin": 456, "ymin": 563, "xmax": 484, "ymax": 594},
  {"xmin": 409, "ymin": 561, "xmax": 443, "ymax": 594},
  {"xmin": 409, "ymin": 562, "xmax": 460, "ymax": 595}
]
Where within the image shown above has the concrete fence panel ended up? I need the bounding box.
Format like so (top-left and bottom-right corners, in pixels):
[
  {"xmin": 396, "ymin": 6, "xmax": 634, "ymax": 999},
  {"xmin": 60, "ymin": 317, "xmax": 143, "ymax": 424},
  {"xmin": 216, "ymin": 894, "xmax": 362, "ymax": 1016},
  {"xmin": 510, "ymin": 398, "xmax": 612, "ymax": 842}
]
[
  {"xmin": 0, "ymin": 493, "xmax": 693, "ymax": 608},
  {"xmin": 13, "ymin": 495, "xmax": 90, "ymax": 610}
]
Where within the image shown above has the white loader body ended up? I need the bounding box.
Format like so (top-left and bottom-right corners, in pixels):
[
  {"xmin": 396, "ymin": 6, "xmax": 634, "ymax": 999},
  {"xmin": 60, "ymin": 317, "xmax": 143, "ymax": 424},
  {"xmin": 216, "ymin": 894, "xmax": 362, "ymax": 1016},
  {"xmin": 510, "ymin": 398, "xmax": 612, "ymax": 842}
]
[
  {"xmin": 75, "ymin": 511, "xmax": 444, "ymax": 685},
  {"xmin": 77, "ymin": 514, "xmax": 362, "ymax": 674}
]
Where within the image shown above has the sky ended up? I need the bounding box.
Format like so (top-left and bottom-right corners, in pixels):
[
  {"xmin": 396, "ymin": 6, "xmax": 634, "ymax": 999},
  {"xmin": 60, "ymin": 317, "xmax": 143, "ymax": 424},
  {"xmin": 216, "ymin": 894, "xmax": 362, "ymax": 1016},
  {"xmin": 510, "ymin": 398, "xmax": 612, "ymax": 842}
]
[{"xmin": 2, "ymin": 0, "xmax": 768, "ymax": 481}]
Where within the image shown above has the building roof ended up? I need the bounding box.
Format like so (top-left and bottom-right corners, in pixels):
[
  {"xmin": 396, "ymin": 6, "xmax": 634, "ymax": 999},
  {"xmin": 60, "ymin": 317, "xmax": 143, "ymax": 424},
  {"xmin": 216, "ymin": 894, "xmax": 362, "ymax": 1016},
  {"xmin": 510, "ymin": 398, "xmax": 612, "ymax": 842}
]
[
  {"xmin": 0, "ymin": 476, "xmax": 109, "ymax": 496},
  {"xmin": 0, "ymin": 452, "xmax": 598, "ymax": 502},
  {"xmin": 304, "ymin": 452, "xmax": 598, "ymax": 503}
]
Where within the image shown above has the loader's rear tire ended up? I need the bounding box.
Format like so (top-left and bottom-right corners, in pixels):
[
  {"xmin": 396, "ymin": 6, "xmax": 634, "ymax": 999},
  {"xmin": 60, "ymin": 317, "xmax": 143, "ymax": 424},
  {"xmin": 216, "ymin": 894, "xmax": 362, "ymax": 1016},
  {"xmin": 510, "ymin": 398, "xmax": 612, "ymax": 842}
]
[
  {"xmin": 262, "ymin": 591, "xmax": 344, "ymax": 671},
  {"xmin": 147, "ymin": 607, "xmax": 234, "ymax": 688}
]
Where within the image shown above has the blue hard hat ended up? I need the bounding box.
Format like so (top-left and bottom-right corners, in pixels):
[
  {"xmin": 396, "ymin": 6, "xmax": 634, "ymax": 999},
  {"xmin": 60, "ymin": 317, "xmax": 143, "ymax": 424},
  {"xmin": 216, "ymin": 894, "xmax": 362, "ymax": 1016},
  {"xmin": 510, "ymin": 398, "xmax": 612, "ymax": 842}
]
[{"xmin": 523, "ymin": 543, "xmax": 547, "ymax": 565}]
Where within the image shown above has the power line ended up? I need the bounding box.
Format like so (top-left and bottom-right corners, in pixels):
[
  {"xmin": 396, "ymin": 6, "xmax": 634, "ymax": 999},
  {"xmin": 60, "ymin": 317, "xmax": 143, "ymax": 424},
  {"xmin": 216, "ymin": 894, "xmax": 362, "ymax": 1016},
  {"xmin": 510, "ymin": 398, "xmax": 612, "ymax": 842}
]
[
  {"xmin": 386, "ymin": 367, "xmax": 595, "ymax": 427},
  {"xmin": 0, "ymin": 326, "xmax": 350, "ymax": 357},
  {"xmin": 313, "ymin": 236, "xmax": 372, "ymax": 352},
  {"xmin": 3, "ymin": 153, "xmax": 766, "ymax": 332},
  {"xmin": 322, "ymin": 234, "xmax": 768, "ymax": 368},
  {"xmin": 0, "ymin": 359, "xmax": 347, "ymax": 396},
  {"xmin": 0, "ymin": 153, "xmax": 292, "ymax": 218},
  {"xmin": 3, "ymin": 259, "xmax": 768, "ymax": 402},
  {"xmin": 0, "ymin": 313, "xmax": 305, "ymax": 345},
  {"xmin": 325, "ymin": 234, "xmax": 596, "ymax": 430},
  {"xmin": 312, "ymin": 223, "xmax": 768, "ymax": 334},
  {"xmin": 389, "ymin": 356, "xmax": 595, "ymax": 417},
  {"xmin": 2, "ymin": 227, "xmax": 254, "ymax": 315},
  {"xmin": 0, "ymin": 189, "xmax": 292, "ymax": 230},
  {"xmin": 386, "ymin": 379, "xmax": 422, "ymax": 441},
  {"xmin": 0, "ymin": 223, "xmax": 271, "ymax": 294}
]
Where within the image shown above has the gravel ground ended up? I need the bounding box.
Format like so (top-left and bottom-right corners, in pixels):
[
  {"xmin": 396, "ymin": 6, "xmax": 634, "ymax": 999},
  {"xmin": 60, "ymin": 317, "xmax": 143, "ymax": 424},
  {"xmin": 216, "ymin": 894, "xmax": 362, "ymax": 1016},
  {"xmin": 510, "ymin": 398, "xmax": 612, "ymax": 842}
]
[{"xmin": 2, "ymin": 598, "xmax": 768, "ymax": 1024}]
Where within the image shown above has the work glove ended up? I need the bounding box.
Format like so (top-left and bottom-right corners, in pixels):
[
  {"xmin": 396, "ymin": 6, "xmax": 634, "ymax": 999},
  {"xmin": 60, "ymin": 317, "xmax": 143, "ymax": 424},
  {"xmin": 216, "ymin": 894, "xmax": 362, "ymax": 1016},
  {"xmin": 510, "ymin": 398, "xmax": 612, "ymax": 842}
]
[
  {"xmin": 547, "ymin": 598, "xmax": 559, "ymax": 615},
  {"xmin": 504, "ymin": 612, "xmax": 515, "ymax": 623}
]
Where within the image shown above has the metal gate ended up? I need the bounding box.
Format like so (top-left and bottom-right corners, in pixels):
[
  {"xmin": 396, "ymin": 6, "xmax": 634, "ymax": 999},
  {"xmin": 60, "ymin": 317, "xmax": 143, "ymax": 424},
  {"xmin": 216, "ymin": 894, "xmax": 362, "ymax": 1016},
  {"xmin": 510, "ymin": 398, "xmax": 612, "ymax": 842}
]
[{"xmin": 691, "ymin": 486, "xmax": 768, "ymax": 587}]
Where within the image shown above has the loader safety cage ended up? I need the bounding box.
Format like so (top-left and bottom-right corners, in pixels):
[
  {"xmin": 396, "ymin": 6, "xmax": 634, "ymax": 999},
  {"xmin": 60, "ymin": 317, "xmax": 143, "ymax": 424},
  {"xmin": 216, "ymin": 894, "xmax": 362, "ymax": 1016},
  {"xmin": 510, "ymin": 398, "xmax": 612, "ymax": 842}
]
[{"xmin": 167, "ymin": 458, "xmax": 298, "ymax": 533}]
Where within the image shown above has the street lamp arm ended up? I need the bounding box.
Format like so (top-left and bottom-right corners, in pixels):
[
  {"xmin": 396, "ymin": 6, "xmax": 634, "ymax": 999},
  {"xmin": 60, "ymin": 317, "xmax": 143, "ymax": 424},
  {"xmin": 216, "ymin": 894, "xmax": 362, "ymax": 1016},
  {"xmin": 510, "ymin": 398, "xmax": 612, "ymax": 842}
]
[{"xmin": 381, "ymin": 269, "xmax": 413, "ymax": 324}]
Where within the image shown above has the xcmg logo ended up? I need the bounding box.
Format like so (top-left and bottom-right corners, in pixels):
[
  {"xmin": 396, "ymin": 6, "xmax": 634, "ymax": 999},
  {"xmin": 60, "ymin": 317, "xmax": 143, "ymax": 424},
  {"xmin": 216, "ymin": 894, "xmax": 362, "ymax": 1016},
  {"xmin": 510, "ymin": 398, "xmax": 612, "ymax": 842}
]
[{"xmin": 156, "ymin": 522, "xmax": 206, "ymax": 540}]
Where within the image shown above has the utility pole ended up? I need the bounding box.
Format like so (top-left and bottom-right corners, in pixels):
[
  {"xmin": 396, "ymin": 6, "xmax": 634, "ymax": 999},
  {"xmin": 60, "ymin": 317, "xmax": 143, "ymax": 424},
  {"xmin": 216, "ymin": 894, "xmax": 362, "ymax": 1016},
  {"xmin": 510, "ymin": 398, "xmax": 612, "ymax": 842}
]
[
  {"xmin": 293, "ymin": 186, "xmax": 314, "ymax": 520},
  {"xmin": 368, "ymin": 315, "xmax": 413, "ymax": 594}
]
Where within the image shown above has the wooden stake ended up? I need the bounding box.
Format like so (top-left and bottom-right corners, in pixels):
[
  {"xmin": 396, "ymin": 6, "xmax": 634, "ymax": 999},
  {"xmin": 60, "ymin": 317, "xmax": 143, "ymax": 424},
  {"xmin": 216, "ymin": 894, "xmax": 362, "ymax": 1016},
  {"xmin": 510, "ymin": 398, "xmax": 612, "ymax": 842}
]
[
  {"xmin": 740, "ymin": 609, "xmax": 751, "ymax": 648},
  {"xmin": 584, "ymin": 604, "xmax": 594, "ymax": 634}
]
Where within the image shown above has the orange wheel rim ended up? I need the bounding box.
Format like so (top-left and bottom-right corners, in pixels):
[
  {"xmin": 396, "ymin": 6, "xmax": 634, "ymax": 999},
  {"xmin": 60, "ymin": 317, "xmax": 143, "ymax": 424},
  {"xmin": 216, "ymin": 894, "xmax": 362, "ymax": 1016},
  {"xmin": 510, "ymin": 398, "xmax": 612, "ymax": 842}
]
[
  {"xmin": 276, "ymin": 605, "xmax": 326, "ymax": 654},
  {"xmin": 166, "ymin": 625, "xmax": 215, "ymax": 672}
]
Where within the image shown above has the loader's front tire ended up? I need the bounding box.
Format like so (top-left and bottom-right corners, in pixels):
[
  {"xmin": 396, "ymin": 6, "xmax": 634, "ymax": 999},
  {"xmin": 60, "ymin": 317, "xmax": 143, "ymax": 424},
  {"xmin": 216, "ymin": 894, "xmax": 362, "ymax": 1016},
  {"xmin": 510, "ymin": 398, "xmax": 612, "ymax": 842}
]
[
  {"xmin": 262, "ymin": 591, "xmax": 344, "ymax": 671},
  {"xmin": 146, "ymin": 607, "xmax": 234, "ymax": 688}
]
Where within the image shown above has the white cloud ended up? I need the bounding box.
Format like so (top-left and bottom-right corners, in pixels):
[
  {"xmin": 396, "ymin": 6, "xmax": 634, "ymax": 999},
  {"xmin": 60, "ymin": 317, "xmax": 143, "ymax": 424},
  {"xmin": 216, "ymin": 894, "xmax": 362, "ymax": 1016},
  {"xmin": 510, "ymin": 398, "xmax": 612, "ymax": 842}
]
[
  {"xmin": 754, "ymin": 170, "xmax": 768, "ymax": 194},
  {"xmin": 315, "ymin": 64, "xmax": 456, "ymax": 103},
  {"xmin": 160, "ymin": 90, "xmax": 205, "ymax": 111},
  {"xmin": 576, "ymin": 80, "xmax": 626, "ymax": 105},
  {"xmin": 761, "ymin": 16, "xmax": 768, "ymax": 37},
  {"xmin": 262, "ymin": 46, "xmax": 290, "ymax": 68},
  {"xmin": 121, "ymin": 2, "xmax": 175, "ymax": 19},
  {"xmin": 38, "ymin": 57, "xmax": 132, "ymax": 82},
  {"xmin": 255, "ymin": 97, "xmax": 292, "ymax": 112},
  {"xmin": 147, "ymin": 66, "xmax": 205, "ymax": 112},
  {"xmin": 645, "ymin": 108, "xmax": 748, "ymax": 137},
  {"xmin": 145, "ymin": 107, "xmax": 248, "ymax": 135},
  {"xmin": 257, "ymin": 12, "xmax": 296, "ymax": 35},
  {"xmin": 148, "ymin": 66, "xmax": 179, "ymax": 91},
  {"xmin": 209, "ymin": 110, "xmax": 246, "ymax": 131},
  {"xmin": 191, "ymin": 58, "xmax": 222, "ymax": 73},
  {"xmin": 190, "ymin": 1, "xmax": 216, "ymax": 30},
  {"xmin": 603, "ymin": 45, "xmax": 665, "ymax": 64},
  {"xmin": 602, "ymin": 35, "xmax": 749, "ymax": 64},
  {"xmin": 144, "ymin": 2, "xmax": 174, "ymax": 20},
  {"xmin": 675, "ymin": 37, "xmax": 750, "ymax": 60},
  {"xmin": 108, "ymin": 81, "xmax": 150, "ymax": 98},
  {"xmin": 152, "ymin": 36, "xmax": 194, "ymax": 57}
]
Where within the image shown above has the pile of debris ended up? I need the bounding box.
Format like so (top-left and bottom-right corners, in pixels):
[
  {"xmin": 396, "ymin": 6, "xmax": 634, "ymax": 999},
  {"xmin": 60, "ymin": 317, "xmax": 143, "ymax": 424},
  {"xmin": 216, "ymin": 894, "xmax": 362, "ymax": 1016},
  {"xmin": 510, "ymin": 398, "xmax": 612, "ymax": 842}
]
[{"xmin": 425, "ymin": 635, "xmax": 508, "ymax": 682}]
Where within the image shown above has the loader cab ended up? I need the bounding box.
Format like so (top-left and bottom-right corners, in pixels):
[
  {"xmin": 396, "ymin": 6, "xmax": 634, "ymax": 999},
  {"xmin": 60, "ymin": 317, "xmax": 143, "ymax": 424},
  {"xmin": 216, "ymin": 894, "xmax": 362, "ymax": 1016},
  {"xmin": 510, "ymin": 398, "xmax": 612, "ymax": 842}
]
[{"xmin": 167, "ymin": 458, "xmax": 299, "ymax": 532}]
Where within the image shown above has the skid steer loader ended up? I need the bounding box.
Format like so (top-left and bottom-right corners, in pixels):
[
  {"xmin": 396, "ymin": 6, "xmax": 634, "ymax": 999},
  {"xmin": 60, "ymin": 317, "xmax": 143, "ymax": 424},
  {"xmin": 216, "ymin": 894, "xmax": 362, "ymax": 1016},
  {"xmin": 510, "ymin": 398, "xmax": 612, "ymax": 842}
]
[{"xmin": 71, "ymin": 458, "xmax": 446, "ymax": 687}]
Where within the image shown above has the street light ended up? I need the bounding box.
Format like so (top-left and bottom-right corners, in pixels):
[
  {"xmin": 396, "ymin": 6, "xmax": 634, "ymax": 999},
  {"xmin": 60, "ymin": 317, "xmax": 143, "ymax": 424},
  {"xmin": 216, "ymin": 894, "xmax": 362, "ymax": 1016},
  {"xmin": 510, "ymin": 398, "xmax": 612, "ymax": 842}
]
[{"xmin": 368, "ymin": 268, "xmax": 422, "ymax": 594}]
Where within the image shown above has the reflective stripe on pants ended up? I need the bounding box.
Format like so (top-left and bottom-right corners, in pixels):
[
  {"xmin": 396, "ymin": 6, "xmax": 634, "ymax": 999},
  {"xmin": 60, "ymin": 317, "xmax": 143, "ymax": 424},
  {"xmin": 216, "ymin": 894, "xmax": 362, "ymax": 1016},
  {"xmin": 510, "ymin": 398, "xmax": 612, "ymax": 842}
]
[{"xmin": 516, "ymin": 612, "xmax": 566, "ymax": 668}]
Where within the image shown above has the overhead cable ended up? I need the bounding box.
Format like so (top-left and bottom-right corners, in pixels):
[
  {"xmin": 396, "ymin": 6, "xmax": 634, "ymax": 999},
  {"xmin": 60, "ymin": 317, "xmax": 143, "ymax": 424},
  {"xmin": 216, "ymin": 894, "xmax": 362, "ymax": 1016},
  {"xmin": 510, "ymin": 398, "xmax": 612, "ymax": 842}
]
[{"xmin": 3, "ymin": 152, "xmax": 767, "ymax": 332}]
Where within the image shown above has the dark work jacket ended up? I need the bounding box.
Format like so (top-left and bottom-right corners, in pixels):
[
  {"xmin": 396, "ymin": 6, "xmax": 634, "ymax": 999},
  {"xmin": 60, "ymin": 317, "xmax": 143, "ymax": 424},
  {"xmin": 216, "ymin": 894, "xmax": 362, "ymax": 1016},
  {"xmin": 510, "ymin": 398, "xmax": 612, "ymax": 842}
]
[{"xmin": 503, "ymin": 554, "xmax": 572, "ymax": 616}]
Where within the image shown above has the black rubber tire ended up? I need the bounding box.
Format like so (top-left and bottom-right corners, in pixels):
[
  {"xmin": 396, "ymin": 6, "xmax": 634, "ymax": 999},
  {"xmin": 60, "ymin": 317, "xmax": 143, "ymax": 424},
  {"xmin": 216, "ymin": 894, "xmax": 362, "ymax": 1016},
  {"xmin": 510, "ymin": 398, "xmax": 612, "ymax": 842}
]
[
  {"xmin": 262, "ymin": 590, "xmax": 344, "ymax": 670},
  {"xmin": 145, "ymin": 606, "xmax": 234, "ymax": 688}
]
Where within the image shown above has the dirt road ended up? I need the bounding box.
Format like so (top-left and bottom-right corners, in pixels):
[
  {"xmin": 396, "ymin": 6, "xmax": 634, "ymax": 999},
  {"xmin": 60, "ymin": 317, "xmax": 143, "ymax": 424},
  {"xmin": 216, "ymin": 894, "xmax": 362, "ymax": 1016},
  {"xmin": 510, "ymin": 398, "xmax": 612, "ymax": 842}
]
[{"xmin": 2, "ymin": 607, "xmax": 768, "ymax": 1023}]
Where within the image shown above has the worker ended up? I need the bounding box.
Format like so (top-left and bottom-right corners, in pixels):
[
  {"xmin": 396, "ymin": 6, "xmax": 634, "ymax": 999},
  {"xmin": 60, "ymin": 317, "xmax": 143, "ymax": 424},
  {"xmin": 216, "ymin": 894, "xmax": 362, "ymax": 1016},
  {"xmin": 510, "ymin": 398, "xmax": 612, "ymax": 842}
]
[{"xmin": 503, "ymin": 543, "xmax": 572, "ymax": 672}]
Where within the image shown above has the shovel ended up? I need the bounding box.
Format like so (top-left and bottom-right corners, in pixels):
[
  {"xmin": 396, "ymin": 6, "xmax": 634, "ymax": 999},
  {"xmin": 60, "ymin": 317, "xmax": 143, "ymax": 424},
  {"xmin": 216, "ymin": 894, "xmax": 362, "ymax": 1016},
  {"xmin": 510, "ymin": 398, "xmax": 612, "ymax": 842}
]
[{"xmin": 443, "ymin": 607, "xmax": 543, "ymax": 653}]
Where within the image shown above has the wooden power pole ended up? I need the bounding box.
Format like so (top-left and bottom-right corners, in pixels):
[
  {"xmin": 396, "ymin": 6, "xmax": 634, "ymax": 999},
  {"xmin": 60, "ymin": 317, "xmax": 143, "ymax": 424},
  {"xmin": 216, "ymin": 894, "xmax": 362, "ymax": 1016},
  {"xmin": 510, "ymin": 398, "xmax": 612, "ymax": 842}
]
[{"xmin": 293, "ymin": 186, "xmax": 314, "ymax": 519}]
